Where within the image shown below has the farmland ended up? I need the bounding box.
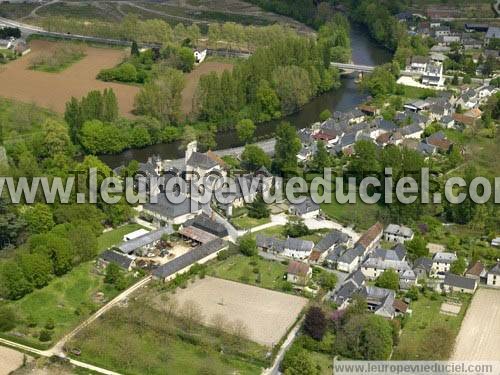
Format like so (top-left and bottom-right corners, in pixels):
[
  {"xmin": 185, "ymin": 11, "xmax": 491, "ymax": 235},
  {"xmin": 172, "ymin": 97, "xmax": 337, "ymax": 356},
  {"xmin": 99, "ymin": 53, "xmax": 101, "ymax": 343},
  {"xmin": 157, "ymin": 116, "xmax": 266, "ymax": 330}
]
[
  {"xmin": 452, "ymin": 288, "xmax": 500, "ymax": 360},
  {"xmin": 0, "ymin": 40, "xmax": 139, "ymax": 117}
]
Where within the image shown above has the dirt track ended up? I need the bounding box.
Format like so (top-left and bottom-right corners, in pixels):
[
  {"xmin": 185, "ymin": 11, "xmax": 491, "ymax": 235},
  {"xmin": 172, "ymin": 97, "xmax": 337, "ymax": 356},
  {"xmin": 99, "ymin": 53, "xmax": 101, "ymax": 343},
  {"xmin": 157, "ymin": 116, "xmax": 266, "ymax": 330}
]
[
  {"xmin": 181, "ymin": 61, "xmax": 233, "ymax": 114},
  {"xmin": 452, "ymin": 288, "xmax": 500, "ymax": 360},
  {"xmin": 172, "ymin": 276, "xmax": 308, "ymax": 346},
  {"xmin": 0, "ymin": 40, "xmax": 139, "ymax": 116}
]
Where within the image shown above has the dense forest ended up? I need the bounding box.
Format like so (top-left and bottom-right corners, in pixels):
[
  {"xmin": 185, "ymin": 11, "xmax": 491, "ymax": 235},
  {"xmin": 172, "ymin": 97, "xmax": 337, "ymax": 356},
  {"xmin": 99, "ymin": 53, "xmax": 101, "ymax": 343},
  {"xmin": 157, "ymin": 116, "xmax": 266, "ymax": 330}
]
[{"xmin": 194, "ymin": 15, "xmax": 350, "ymax": 128}]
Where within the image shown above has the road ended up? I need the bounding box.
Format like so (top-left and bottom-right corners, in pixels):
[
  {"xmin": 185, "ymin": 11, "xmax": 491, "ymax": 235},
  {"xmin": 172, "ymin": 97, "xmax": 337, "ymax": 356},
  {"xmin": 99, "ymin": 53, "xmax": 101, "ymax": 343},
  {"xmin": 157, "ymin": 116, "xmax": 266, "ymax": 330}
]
[
  {"xmin": 0, "ymin": 16, "xmax": 159, "ymax": 48},
  {"xmin": 0, "ymin": 275, "xmax": 152, "ymax": 375},
  {"xmin": 262, "ymin": 316, "xmax": 305, "ymax": 375}
]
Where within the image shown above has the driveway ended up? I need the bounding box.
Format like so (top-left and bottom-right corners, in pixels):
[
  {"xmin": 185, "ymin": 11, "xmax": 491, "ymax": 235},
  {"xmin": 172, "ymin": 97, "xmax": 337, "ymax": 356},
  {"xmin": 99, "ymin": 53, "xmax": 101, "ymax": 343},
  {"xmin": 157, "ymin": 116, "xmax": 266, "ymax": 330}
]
[{"xmin": 303, "ymin": 217, "xmax": 360, "ymax": 241}]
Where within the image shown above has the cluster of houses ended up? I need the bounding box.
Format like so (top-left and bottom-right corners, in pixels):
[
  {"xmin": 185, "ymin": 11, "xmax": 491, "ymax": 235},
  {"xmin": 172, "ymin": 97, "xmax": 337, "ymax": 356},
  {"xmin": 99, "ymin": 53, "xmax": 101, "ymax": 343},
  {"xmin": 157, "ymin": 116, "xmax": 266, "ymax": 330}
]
[
  {"xmin": 297, "ymin": 83, "xmax": 498, "ymax": 162},
  {"xmin": 398, "ymin": 13, "xmax": 500, "ymax": 51},
  {"xmin": 328, "ymin": 220, "xmax": 500, "ymax": 319}
]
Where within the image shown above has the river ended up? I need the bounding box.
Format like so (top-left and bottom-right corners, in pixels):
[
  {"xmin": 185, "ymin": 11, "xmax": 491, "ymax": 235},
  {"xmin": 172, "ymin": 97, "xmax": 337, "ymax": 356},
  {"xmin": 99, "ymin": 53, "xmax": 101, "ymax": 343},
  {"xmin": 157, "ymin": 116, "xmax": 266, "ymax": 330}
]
[{"xmin": 100, "ymin": 25, "xmax": 392, "ymax": 168}]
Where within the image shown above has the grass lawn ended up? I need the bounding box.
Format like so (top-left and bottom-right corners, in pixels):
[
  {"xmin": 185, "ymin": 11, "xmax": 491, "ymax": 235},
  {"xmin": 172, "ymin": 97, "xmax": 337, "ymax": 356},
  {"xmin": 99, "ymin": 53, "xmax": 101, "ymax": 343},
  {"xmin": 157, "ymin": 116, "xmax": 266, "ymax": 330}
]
[
  {"xmin": 393, "ymin": 293, "xmax": 471, "ymax": 360},
  {"xmin": 69, "ymin": 290, "xmax": 268, "ymax": 375},
  {"xmin": 208, "ymin": 254, "xmax": 289, "ymax": 292},
  {"xmin": 97, "ymin": 223, "xmax": 145, "ymax": 252},
  {"xmin": 321, "ymin": 200, "xmax": 380, "ymax": 231},
  {"xmin": 231, "ymin": 215, "xmax": 271, "ymax": 230},
  {"xmin": 4, "ymin": 262, "xmax": 119, "ymax": 349}
]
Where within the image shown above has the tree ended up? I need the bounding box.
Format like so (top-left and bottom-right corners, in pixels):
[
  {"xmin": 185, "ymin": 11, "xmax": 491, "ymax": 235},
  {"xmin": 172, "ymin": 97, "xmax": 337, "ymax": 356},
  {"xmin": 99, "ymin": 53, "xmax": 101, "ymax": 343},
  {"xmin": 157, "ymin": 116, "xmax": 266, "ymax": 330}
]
[
  {"xmin": 319, "ymin": 109, "xmax": 331, "ymax": 122},
  {"xmin": 375, "ymin": 269, "xmax": 399, "ymax": 290},
  {"xmin": 247, "ymin": 194, "xmax": 270, "ymax": 219},
  {"xmin": 462, "ymin": 74, "xmax": 472, "ymax": 84},
  {"xmin": 304, "ymin": 306, "xmax": 327, "ymax": 340},
  {"xmin": 19, "ymin": 253, "xmax": 52, "ymax": 289},
  {"xmin": 361, "ymin": 65, "xmax": 396, "ymax": 97},
  {"xmin": 64, "ymin": 96, "xmax": 83, "ymax": 142},
  {"xmin": 236, "ymin": 119, "xmax": 256, "ymax": 144},
  {"xmin": 177, "ymin": 46, "xmax": 195, "ymax": 72},
  {"xmin": 273, "ymin": 122, "xmax": 301, "ymax": 175},
  {"xmin": 238, "ymin": 233, "xmax": 257, "ymax": 257},
  {"xmin": 317, "ymin": 271, "xmax": 337, "ymax": 290},
  {"xmin": 272, "ymin": 65, "xmax": 312, "ymax": 114},
  {"xmin": 104, "ymin": 262, "xmax": 125, "ymax": 289},
  {"xmin": 450, "ymin": 257, "xmax": 467, "ymax": 275},
  {"xmin": 102, "ymin": 88, "xmax": 119, "ymax": 123},
  {"xmin": 311, "ymin": 141, "xmax": 330, "ymax": 171},
  {"xmin": 134, "ymin": 68, "xmax": 184, "ymax": 124},
  {"xmin": 336, "ymin": 314, "xmax": 393, "ymax": 360},
  {"xmin": 419, "ymin": 325, "xmax": 455, "ymax": 360},
  {"xmin": 241, "ymin": 144, "xmax": 271, "ymax": 170},
  {"xmin": 131, "ymin": 40, "xmax": 140, "ymax": 56},
  {"xmin": 283, "ymin": 349, "xmax": 318, "ymax": 375},
  {"xmin": 283, "ymin": 218, "xmax": 310, "ymax": 238},
  {"xmin": 350, "ymin": 140, "xmax": 380, "ymax": 176},
  {"xmin": 406, "ymin": 236, "xmax": 428, "ymax": 261},
  {"xmin": 405, "ymin": 286, "xmax": 419, "ymax": 301},
  {"xmin": 451, "ymin": 74, "xmax": 459, "ymax": 86},
  {"xmin": 22, "ymin": 204, "xmax": 54, "ymax": 234},
  {"xmin": 2, "ymin": 262, "xmax": 33, "ymax": 300}
]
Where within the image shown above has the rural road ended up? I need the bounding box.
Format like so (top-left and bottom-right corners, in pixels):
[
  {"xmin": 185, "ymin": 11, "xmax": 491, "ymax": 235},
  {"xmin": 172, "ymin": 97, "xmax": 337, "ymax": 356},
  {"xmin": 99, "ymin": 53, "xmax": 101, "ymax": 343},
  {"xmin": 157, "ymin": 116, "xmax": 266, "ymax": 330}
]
[{"xmin": 263, "ymin": 316, "xmax": 305, "ymax": 375}]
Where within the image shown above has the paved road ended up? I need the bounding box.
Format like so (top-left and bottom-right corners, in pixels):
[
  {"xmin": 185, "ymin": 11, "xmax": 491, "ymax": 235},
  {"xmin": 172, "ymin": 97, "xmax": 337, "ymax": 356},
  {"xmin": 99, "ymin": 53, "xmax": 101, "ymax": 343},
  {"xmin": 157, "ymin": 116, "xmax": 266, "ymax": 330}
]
[{"xmin": 0, "ymin": 16, "xmax": 159, "ymax": 48}]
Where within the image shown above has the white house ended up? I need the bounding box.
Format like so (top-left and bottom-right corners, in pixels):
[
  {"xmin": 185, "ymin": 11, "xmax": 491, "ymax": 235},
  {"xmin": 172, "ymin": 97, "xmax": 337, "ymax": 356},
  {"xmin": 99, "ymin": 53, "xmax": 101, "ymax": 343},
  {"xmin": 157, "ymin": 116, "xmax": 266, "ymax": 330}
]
[
  {"xmin": 282, "ymin": 237, "xmax": 315, "ymax": 260},
  {"xmin": 487, "ymin": 263, "xmax": 500, "ymax": 288},
  {"xmin": 360, "ymin": 247, "xmax": 411, "ymax": 280},
  {"xmin": 384, "ymin": 224, "xmax": 414, "ymax": 243},
  {"xmin": 287, "ymin": 260, "xmax": 312, "ymax": 285},
  {"xmin": 289, "ymin": 197, "xmax": 320, "ymax": 219},
  {"xmin": 431, "ymin": 252, "xmax": 457, "ymax": 278},
  {"xmin": 337, "ymin": 245, "xmax": 364, "ymax": 273}
]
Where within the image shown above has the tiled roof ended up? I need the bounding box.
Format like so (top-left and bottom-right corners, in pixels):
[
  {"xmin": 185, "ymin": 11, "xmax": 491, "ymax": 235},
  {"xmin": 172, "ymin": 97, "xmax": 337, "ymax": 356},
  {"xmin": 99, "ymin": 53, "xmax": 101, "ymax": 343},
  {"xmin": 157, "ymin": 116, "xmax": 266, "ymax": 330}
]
[{"xmin": 287, "ymin": 260, "xmax": 310, "ymax": 276}]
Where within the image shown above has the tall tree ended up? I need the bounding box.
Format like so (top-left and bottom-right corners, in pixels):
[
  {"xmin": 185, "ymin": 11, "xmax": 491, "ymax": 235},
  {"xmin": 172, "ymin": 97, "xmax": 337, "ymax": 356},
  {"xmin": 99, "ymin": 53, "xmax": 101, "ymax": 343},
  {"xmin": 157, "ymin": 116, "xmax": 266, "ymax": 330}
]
[
  {"xmin": 304, "ymin": 306, "xmax": 327, "ymax": 341},
  {"xmin": 273, "ymin": 122, "xmax": 301, "ymax": 175}
]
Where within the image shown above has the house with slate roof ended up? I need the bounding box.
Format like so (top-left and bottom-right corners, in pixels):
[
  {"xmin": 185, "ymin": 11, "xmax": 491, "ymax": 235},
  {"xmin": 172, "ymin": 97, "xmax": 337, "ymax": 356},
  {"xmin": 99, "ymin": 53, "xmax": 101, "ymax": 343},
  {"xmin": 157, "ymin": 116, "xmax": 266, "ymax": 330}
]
[
  {"xmin": 289, "ymin": 197, "xmax": 320, "ymax": 219},
  {"xmin": 153, "ymin": 239, "xmax": 227, "ymax": 281},
  {"xmin": 442, "ymin": 273, "xmax": 478, "ymax": 294},
  {"xmin": 99, "ymin": 250, "xmax": 136, "ymax": 271},
  {"xmin": 487, "ymin": 263, "xmax": 500, "ymax": 288}
]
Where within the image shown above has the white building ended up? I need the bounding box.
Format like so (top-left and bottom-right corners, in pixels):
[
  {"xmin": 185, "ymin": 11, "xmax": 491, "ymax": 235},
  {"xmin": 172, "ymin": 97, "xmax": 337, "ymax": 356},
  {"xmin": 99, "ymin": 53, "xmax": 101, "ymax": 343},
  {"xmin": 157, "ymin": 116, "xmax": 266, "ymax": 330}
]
[
  {"xmin": 422, "ymin": 62, "xmax": 445, "ymax": 87},
  {"xmin": 384, "ymin": 224, "xmax": 414, "ymax": 243},
  {"xmin": 431, "ymin": 252, "xmax": 457, "ymax": 278},
  {"xmin": 487, "ymin": 263, "xmax": 500, "ymax": 287}
]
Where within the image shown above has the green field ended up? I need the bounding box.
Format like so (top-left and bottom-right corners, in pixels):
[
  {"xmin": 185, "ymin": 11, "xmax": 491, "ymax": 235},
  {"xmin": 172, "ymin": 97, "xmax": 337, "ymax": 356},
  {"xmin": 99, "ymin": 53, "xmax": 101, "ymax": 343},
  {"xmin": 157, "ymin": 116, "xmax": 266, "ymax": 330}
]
[
  {"xmin": 97, "ymin": 223, "xmax": 145, "ymax": 252},
  {"xmin": 208, "ymin": 254, "xmax": 289, "ymax": 291},
  {"xmin": 69, "ymin": 289, "xmax": 268, "ymax": 375},
  {"xmin": 321, "ymin": 199, "xmax": 380, "ymax": 231},
  {"xmin": 3, "ymin": 262, "xmax": 118, "ymax": 349},
  {"xmin": 393, "ymin": 293, "xmax": 471, "ymax": 360},
  {"xmin": 0, "ymin": 98, "xmax": 60, "ymax": 144},
  {"xmin": 1, "ymin": 224, "xmax": 143, "ymax": 349},
  {"xmin": 231, "ymin": 215, "xmax": 271, "ymax": 230}
]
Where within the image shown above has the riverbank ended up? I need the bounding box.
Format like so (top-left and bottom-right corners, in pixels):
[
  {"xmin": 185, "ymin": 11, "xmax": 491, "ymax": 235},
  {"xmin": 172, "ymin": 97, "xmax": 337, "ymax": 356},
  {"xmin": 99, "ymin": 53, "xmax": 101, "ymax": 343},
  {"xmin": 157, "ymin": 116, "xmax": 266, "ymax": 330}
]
[{"xmin": 98, "ymin": 25, "xmax": 392, "ymax": 168}]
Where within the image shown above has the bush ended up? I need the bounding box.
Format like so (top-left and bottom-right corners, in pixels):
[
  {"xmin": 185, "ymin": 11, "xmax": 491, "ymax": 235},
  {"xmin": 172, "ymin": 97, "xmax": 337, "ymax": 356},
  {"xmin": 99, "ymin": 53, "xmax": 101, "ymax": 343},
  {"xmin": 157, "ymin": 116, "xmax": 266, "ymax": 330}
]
[
  {"xmin": 238, "ymin": 234, "xmax": 257, "ymax": 257},
  {"xmin": 0, "ymin": 306, "xmax": 16, "ymax": 332},
  {"xmin": 39, "ymin": 329, "xmax": 52, "ymax": 342}
]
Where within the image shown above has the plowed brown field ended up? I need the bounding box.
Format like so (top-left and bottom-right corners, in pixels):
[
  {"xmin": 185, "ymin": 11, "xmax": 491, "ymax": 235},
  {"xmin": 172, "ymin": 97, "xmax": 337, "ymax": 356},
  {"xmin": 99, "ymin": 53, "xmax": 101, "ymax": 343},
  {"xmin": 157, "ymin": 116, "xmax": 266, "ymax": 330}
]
[{"xmin": 0, "ymin": 40, "xmax": 139, "ymax": 117}]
